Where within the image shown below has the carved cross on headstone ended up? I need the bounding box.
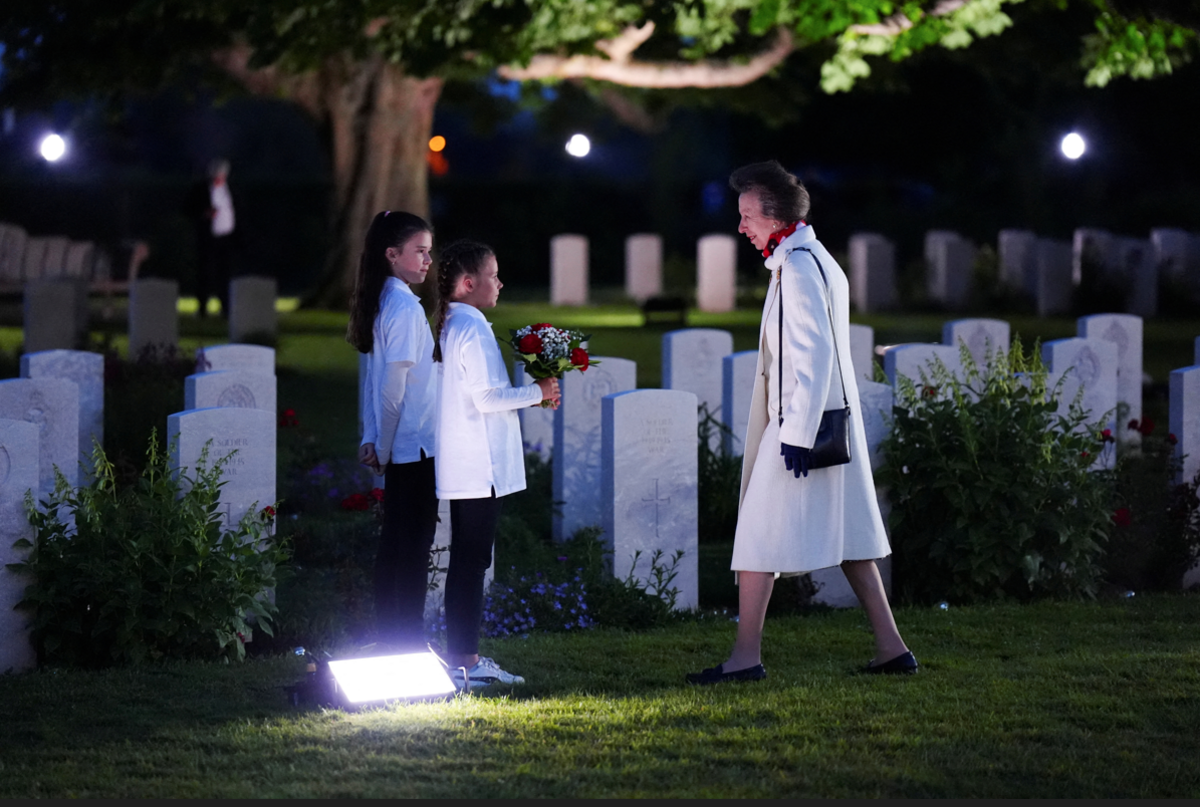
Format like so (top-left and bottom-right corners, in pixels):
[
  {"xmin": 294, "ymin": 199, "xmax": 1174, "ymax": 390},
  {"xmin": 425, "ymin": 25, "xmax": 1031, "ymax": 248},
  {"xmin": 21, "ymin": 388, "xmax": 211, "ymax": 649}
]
[{"xmin": 642, "ymin": 478, "xmax": 670, "ymax": 538}]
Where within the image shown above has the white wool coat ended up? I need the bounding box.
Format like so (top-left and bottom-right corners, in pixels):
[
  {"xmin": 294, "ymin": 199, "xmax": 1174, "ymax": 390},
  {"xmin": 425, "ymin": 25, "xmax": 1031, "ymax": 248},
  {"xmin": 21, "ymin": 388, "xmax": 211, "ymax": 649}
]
[{"xmin": 731, "ymin": 226, "xmax": 890, "ymax": 574}]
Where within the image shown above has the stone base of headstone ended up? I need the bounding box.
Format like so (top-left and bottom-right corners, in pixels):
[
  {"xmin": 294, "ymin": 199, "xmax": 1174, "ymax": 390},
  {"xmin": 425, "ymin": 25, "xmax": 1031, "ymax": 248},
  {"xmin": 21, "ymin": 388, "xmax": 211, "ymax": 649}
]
[{"xmin": 602, "ymin": 389, "xmax": 699, "ymax": 611}]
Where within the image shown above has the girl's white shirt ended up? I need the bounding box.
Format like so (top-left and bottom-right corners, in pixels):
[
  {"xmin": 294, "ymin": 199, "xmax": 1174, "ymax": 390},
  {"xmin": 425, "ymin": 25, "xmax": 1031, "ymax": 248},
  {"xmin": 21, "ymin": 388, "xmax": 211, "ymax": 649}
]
[
  {"xmin": 435, "ymin": 301, "xmax": 541, "ymax": 499},
  {"xmin": 360, "ymin": 277, "xmax": 437, "ymax": 465}
]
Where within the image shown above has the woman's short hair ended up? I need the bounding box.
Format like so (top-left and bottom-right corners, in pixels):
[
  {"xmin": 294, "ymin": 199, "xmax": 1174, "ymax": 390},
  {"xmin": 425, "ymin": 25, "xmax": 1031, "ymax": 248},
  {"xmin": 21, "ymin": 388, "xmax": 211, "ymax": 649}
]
[{"xmin": 728, "ymin": 160, "xmax": 810, "ymax": 223}]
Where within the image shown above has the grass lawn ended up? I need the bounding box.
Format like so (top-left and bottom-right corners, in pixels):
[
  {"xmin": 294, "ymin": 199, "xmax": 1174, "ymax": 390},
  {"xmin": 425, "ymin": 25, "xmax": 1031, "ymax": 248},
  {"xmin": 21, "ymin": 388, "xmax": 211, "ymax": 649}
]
[
  {"xmin": 1, "ymin": 595, "xmax": 1198, "ymax": 798},
  {"xmin": 2, "ymin": 299, "xmax": 1198, "ymax": 797}
]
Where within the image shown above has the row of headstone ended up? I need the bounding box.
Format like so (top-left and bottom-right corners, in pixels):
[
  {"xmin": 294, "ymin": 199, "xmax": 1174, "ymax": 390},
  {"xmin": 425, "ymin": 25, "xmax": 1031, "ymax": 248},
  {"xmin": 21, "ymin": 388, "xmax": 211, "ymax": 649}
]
[
  {"xmin": 0, "ymin": 225, "xmax": 102, "ymax": 285},
  {"xmin": 554, "ymin": 233, "xmax": 740, "ymax": 313},
  {"xmin": 997, "ymin": 230, "xmax": 1074, "ymax": 316},
  {"xmin": 0, "ymin": 344, "xmax": 278, "ymax": 671},
  {"xmin": 23, "ymin": 276, "xmax": 280, "ymax": 356}
]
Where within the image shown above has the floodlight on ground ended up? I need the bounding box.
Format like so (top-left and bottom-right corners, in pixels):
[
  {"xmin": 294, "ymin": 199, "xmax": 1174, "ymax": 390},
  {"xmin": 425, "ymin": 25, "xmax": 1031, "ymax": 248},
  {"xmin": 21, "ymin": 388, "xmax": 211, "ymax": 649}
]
[
  {"xmin": 1060, "ymin": 132, "xmax": 1086, "ymax": 160},
  {"xmin": 565, "ymin": 133, "xmax": 591, "ymax": 158},
  {"xmin": 327, "ymin": 652, "xmax": 456, "ymax": 703},
  {"xmin": 39, "ymin": 133, "xmax": 66, "ymax": 162}
]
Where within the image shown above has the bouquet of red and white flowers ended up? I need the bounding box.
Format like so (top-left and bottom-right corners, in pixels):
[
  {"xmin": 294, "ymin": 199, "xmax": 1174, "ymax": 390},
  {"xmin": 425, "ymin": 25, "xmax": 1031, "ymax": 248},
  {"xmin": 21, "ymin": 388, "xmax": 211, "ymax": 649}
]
[{"xmin": 507, "ymin": 322, "xmax": 598, "ymax": 406}]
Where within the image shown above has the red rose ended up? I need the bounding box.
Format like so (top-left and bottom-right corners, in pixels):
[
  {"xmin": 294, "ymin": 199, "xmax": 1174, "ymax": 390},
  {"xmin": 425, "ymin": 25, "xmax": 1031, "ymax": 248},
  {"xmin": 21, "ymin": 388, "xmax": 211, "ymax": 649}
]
[
  {"xmin": 571, "ymin": 347, "xmax": 589, "ymax": 371},
  {"xmin": 1138, "ymin": 417, "xmax": 1156, "ymax": 436},
  {"xmin": 341, "ymin": 493, "xmax": 370, "ymax": 511},
  {"xmin": 532, "ymin": 323, "xmax": 553, "ymax": 331},
  {"xmin": 1101, "ymin": 428, "xmax": 1113, "ymax": 442},
  {"xmin": 1112, "ymin": 507, "xmax": 1131, "ymax": 527},
  {"xmin": 261, "ymin": 505, "xmax": 276, "ymax": 519},
  {"xmin": 1128, "ymin": 419, "xmax": 1139, "ymax": 430},
  {"xmin": 279, "ymin": 408, "xmax": 300, "ymax": 427},
  {"xmin": 1080, "ymin": 451, "xmax": 1090, "ymax": 459},
  {"xmin": 518, "ymin": 333, "xmax": 544, "ymax": 354},
  {"xmin": 369, "ymin": 488, "xmax": 385, "ymax": 503},
  {"xmin": 1167, "ymin": 433, "xmax": 1178, "ymax": 445}
]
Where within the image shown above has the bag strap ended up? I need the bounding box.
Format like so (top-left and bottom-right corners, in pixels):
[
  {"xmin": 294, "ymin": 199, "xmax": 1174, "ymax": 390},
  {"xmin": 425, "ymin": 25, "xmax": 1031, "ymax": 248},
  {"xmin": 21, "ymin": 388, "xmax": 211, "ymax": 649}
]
[{"xmin": 777, "ymin": 246, "xmax": 849, "ymax": 428}]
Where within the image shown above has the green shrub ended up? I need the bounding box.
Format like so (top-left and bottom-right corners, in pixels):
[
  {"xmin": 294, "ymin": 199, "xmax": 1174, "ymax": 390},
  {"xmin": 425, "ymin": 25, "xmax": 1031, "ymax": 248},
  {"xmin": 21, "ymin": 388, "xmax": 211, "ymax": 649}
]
[
  {"xmin": 879, "ymin": 341, "xmax": 1113, "ymax": 604},
  {"xmin": 10, "ymin": 433, "xmax": 286, "ymax": 666}
]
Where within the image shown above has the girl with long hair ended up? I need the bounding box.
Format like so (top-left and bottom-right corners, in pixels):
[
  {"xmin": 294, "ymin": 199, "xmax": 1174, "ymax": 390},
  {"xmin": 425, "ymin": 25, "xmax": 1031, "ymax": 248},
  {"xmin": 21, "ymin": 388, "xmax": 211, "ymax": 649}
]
[
  {"xmin": 432, "ymin": 239, "xmax": 560, "ymax": 688},
  {"xmin": 347, "ymin": 210, "xmax": 439, "ymax": 652}
]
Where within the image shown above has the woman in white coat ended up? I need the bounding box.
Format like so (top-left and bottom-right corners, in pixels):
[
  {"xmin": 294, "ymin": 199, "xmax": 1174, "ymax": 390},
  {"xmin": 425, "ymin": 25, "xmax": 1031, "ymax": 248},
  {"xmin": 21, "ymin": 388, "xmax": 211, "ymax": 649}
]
[{"xmin": 687, "ymin": 161, "xmax": 917, "ymax": 685}]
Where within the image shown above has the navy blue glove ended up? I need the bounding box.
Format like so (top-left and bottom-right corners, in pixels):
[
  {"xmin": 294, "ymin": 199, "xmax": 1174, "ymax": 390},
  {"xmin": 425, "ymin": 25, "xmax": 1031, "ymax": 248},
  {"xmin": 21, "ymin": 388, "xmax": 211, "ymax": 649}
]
[{"xmin": 781, "ymin": 443, "xmax": 812, "ymax": 478}]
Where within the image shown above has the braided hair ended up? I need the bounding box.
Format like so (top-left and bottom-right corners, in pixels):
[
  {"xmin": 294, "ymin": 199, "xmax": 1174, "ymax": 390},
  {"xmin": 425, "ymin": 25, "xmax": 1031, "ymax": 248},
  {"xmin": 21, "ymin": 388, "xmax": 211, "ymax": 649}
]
[
  {"xmin": 346, "ymin": 210, "xmax": 432, "ymax": 354},
  {"xmin": 432, "ymin": 239, "xmax": 495, "ymax": 363}
]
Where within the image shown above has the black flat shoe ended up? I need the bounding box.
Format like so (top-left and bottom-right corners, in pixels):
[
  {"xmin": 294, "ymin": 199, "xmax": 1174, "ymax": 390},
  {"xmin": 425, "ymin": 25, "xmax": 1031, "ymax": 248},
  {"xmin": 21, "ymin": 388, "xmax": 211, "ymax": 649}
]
[
  {"xmin": 862, "ymin": 651, "xmax": 919, "ymax": 675},
  {"xmin": 686, "ymin": 663, "xmax": 767, "ymax": 685}
]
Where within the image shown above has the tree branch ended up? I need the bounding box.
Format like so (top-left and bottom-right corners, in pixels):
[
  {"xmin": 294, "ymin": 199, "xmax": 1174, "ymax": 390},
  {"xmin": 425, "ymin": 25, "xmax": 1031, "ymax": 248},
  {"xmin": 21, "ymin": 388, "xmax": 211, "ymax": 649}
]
[
  {"xmin": 848, "ymin": 0, "xmax": 968, "ymax": 36},
  {"xmin": 498, "ymin": 25, "xmax": 794, "ymax": 88}
]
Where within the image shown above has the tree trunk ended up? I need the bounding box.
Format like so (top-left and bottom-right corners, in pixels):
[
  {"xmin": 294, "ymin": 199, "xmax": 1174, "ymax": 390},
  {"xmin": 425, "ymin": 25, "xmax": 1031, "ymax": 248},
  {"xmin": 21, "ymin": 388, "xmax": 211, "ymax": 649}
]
[
  {"xmin": 318, "ymin": 58, "xmax": 442, "ymax": 308},
  {"xmin": 213, "ymin": 47, "xmax": 442, "ymax": 308}
]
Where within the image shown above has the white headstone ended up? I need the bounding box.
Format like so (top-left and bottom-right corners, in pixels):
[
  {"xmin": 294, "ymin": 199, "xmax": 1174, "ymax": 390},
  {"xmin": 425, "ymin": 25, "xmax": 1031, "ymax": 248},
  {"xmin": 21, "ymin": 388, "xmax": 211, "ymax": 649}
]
[
  {"xmin": 1150, "ymin": 228, "xmax": 1194, "ymax": 282},
  {"xmin": 20, "ymin": 350, "xmax": 104, "ymax": 478},
  {"xmin": 625, "ymin": 234, "xmax": 662, "ymax": 303},
  {"xmin": 1078, "ymin": 314, "xmax": 1142, "ymax": 445},
  {"xmin": 942, "ymin": 318, "xmax": 1010, "ymax": 371},
  {"xmin": 721, "ymin": 350, "xmax": 758, "ymax": 456},
  {"xmin": 848, "ymin": 233, "xmax": 897, "ymax": 313},
  {"xmin": 63, "ymin": 241, "xmax": 94, "ymax": 280},
  {"xmin": 0, "ymin": 378, "xmax": 80, "ymax": 494},
  {"xmin": 696, "ymin": 234, "xmax": 737, "ymax": 313},
  {"xmin": 602, "ymin": 389, "xmax": 698, "ymax": 610},
  {"xmin": 186, "ymin": 370, "xmax": 277, "ymax": 414},
  {"xmin": 552, "ymin": 357, "xmax": 637, "ymax": 541},
  {"xmin": 848, "ymin": 323, "xmax": 875, "ymax": 382},
  {"xmin": 998, "ymin": 229, "xmax": 1038, "ymax": 293},
  {"xmin": 1042, "ymin": 338, "xmax": 1119, "ymax": 458},
  {"xmin": 1170, "ymin": 364, "xmax": 1200, "ymax": 589},
  {"xmin": 1113, "ymin": 237, "xmax": 1155, "ymax": 317},
  {"xmin": 128, "ymin": 278, "xmax": 179, "ymax": 356},
  {"xmin": 24, "ymin": 281, "xmax": 84, "ymax": 353},
  {"xmin": 168, "ymin": 407, "xmax": 276, "ymax": 529},
  {"xmin": 20, "ymin": 238, "xmax": 49, "ymax": 281},
  {"xmin": 515, "ymin": 361, "xmax": 554, "ymax": 461},
  {"xmin": 662, "ymin": 328, "xmax": 734, "ymax": 421},
  {"xmin": 810, "ymin": 379, "xmax": 894, "ymax": 607},
  {"xmin": 550, "ymin": 234, "xmax": 588, "ymax": 306},
  {"xmin": 0, "ymin": 418, "xmax": 38, "ymax": 674},
  {"xmin": 1073, "ymin": 228, "xmax": 1114, "ymax": 286},
  {"xmin": 198, "ymin": 344, "xmax": 276, "ymax": 374},
  {"xmin": 41, "ymin": 237, "xmax": 70, "ymax": 279},
  {"xmin": 925, "ymin": 230, "xmax": 976, "ymax": 310},
  {"xmin": 882, "ymin": 344, "xmax": 963, "ymax": 389},
  {"xmin": 1035, "ymin": 238, "xmax": 1074, "ymax": 317},
  {"xmin": 0, "ymin": 224, "xmax": 28, "ymax": 284},
  {"xmin": 229, "ymin": 276, "xmax": 278, "ymax": 342}
]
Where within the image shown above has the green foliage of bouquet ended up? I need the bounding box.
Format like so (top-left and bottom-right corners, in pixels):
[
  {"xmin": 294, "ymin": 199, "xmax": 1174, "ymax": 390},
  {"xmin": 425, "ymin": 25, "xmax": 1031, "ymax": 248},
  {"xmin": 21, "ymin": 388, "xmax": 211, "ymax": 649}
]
[
  {"xmin": 507, "ymin": 323, "xmax": 599, "ymax": 406},
  {"xmin": 878, "ymin": 341, "xmax": 1113, "ymax": 604},
  {"xmin": 9, "ymin": 432, "xmax": 287, "ymax": 666}
]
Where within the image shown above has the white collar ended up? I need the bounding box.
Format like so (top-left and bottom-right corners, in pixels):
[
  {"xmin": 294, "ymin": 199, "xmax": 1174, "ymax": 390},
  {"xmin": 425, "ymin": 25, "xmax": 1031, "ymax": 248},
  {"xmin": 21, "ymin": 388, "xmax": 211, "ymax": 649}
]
[
  {"xmin": 384, "ymin": 275, "xmax": 421, "ymax": 300},
  {"xmin": 447, "ymin": 301, "xmax": 492, "ymax": 327}
]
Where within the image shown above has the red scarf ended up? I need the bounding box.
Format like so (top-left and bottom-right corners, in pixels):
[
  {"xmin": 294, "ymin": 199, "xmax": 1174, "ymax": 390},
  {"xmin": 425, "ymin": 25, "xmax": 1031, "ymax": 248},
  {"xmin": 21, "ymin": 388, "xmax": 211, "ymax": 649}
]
[{"xmin": 762, "ymin": 221, "xmax": 804, "ymax": 257}]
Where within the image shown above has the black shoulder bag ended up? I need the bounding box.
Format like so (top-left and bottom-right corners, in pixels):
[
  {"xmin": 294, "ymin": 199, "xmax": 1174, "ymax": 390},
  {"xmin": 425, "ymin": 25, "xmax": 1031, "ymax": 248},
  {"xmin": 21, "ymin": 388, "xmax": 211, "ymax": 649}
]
[{"xmin": 777, "ymin": 247, "xmax": 852, "ymax": 469}]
